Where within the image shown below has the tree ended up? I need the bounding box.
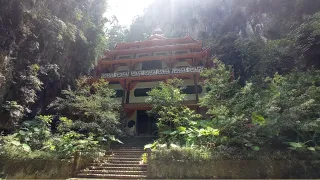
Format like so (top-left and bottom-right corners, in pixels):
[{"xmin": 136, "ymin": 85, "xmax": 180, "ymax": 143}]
[
  {"xmin": 127, "ymin": 0, "xmax": 320, "ymax": 84},
  {"xmin": 0, "ymin": 0, "xmax": 109, "ymax": 128},
  {"xmin": 146, "ymin": 79, "xmax": 218, "ymax": 147},
  {"xmin": 49, "ymin": 78, "xmax": 121, "ymax": 137},
  {"xmin": 106, "ymin": 24, "xmax": 129, "ymax": 50},
  {"xmin": 201, "ymin": 59, "xmax": 320, "ymax": 152}
]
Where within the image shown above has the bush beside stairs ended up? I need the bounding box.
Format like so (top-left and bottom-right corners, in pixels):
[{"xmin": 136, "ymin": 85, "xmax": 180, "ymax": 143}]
[{"xmin": 76, "ymin": 137, "xmax": 154, "ymax": 179}]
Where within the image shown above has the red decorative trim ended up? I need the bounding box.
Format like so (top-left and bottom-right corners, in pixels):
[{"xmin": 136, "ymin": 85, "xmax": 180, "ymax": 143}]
[
  {"xmin": 106, "ymin": 43, "xmax": 201, "ymax": 56},
  {"xmin": 124, "ymin": 109, "xmax": 135, "ymax": 118},
  {"xmin": 185, "ymin": 59, "xmax": 193, "ymax": 66},
  {"xmin": 114, "ymin": 36, "xmax": 197, "ymax": 50},
  {"xmin": 89, "ymin": 72, "xmax": 201, "ymax": 85},
  {"xmin": 100, "ymin": 51, "xmax": 208, "ymax": 66},
  {"xmin": 119, "ymin": 80, "xmax": 127, "ymax": 90},
  {"xmin": 128, "ymin": 81, "xmax": 139, "ymax": 90}
]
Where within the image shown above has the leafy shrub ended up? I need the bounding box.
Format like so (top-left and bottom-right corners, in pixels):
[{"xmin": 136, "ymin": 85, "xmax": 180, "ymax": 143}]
[
  {"xmin": 0, "ymin": 115, "xmax": 104, "ymax": 159},
  {"xmin": 150, "ymin": 147, "xmax": 212, "ymax": 162},
  {"xmin": 44, "ymin": 131, "xmax": 101, "ymax": 158},
  {"xmin": 49, "ymin": 78, "xmax": 121, "ymax": 136},
  {"xmin": 147, "ymin": 79, "xmax": 219, "ymax": 147},
  {"xmin": 201, "ymin": 59, "xmax": 320, "ymax": 152},
  {"xmin": 0, "ymin": 101, "xmax": 25, "ymax": 128}
]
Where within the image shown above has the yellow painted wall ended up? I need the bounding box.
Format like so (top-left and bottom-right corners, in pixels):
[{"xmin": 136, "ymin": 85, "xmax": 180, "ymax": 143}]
[
  {"xmin": 128, "ymin": 110, "xmax": 137, "ymax": 122},
  {"xmin": 129, "ymin": 81, "xmax": 160, "ymax": 103},
  {"xmin": 106, "ymin": 77, "xmax": 205, "ymax": 104},
  {"xmin": 115, "ymin": 65, "xmax": 129, "ymax": 72},
  {"xmin": 174, "ymin": 60, "xmax": 192, "ymax": 68},
  {"xmin": 116, "ymin": 54, "xmax": 135, "ymax": 59},
  {"xmin": 127, "ymin": 79, "xmax": 205, "ymax": 103},
  {"xmin": 154, "ymin": 51, "xmax": 170, "ymax": 56},
  {"xmin": 172, "ymin": 49, "xmax": 191, "ymax": 55}
]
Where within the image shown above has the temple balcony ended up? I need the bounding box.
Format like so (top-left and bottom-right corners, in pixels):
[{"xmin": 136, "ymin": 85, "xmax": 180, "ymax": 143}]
[
  {"xmin": 98, "ymin": 50, "xmax": 209, "ymax": 66},
  {"xmin": 100, "ymin": 66, "xmax": 204, "ymax": 79}
]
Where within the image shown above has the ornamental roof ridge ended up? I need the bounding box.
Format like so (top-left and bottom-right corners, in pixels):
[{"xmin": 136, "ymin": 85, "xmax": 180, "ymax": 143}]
[{"xmin": 114, "ymin": 36, "xmax": 197, "ymax": 50}]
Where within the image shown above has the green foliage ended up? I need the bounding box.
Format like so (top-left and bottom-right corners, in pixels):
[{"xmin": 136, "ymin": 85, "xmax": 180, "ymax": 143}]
[
  {"xmin": 201, "ymin": 59, "xmax": 320, "ymax": 153},
  {"xmin": 1, "ymin": 101, "xmax": 24, "ymax": 128},
  {"xmin": 0, "ymin": 115, "xmax": 103, "ymax": 159},
  {"xmin": 0, "ymin": 134, "xmax": 33, "ymax": 159},
  {"xmin": 106, "ymin": 23, "xmax": 129, "ymax": 50},
  {"xmin": 0, "ymin": 0, "xmax": 109, "ymax": 127},
  {"xmin": 16, "ymin": 115, "xmax": 53, "ymax": 150},
  {"xmin": 44, "ymin": 131, "xmax": 101, "ymax": 158},
  {"xmin": 141, "ymin": 153, "xmax": 148, "ymax": 164},
  {"xmin": 147, "ymin": 79, "xmax": 219, "ymax": 147},
  {"xmin": 151, "ymin": 147, "xmax": 213, "ymax": 162},
  {"xmin": 128, "ymin": 0, "xmax": 320, "ymax": 85},
  {"xmin": 49, "ymin": 78, "xmax": 121, "ymax": 136},
  {"xmin": 263, "ymin": 71, "xmax": 320, "ymax": 150},
  {"xmin": 200, "ymin": 59, "xmax": 263, "ymax": 149}
]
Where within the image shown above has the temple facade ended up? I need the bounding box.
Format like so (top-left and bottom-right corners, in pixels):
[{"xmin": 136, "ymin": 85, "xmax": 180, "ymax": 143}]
[{"xmin": 92, "ymin": 29, "xmax": 211, "ymax": 136}]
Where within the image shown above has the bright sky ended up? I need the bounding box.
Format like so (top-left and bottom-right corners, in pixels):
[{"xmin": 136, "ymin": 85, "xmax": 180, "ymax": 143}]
[{"xmin": 106, "ymin": 0, "xmax": 155, "ymax": 27}]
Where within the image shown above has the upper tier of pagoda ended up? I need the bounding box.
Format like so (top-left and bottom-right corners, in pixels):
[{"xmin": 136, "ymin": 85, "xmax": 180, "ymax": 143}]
[
  {"xmin": 93, "ymin": 29, "xmax": 211, "ymax": 80},
  {"xmin": 101, "ymin": 28, "xmax": 208, "ymax": 61},
  {"xmin": 112, "ymin": 28, "xmax": 196, "ymax": 50},
  {"xmin": 90, "ymin": 29, "xmax": 212, "ymax": 89}
]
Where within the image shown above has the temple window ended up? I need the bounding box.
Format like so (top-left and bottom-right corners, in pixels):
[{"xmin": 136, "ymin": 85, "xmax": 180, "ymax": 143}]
[
  {"xmin": 142, "ymin": 60, "xmax": 162, "ymax": 70},
  {"xmin": 175, "ymin": 50, "xmax": 188, "ymax": 55},
  {"xmin": 112, "ymin": 90, "xmax": 124, "ymax": 98},
  {"xmin": 118, "ymin": 55, "xmax": 131, "ymax": 59},
  {"xmin": 155, "ymin": 52, "xmax": 168, "ymax": 56},
  {"xmin": 176, "ymin": 66, "xmax": 189, "ymax": 68},
  {"xmin": 139, "ymin": 54, "xmax": 149, "ymax": 58},
  {"xmin": 181, "ymin": 85, "xmax": 203, "ymax": 94},
  {"xmin": 134, "ymin": 88, "xmax": 152, "ymax": 97}
]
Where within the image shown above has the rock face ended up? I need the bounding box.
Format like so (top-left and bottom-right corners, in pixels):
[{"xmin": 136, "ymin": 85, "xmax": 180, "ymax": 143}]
[{"xmin": 0, "ymin": 0, "xmax": 107, "ymax": 127}]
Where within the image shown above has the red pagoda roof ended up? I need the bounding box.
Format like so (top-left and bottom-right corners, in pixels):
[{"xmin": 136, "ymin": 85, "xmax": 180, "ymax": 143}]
[
  {"xmin": 105, "ymin": 42, "xmax": 202, "ymax": 57},
  {"xmin": 99, "ymin": 50, "xmax": 209, "ymax": 66},
  {"xmin": 114, "ymin": 35, "xmax": 197, "ymax": 50}
]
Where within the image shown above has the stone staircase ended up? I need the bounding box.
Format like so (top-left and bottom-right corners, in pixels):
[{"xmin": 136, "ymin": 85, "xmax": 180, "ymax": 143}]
[{"xmin": 76, "ymin": 137, "xmax": 154, "ymax": 179}]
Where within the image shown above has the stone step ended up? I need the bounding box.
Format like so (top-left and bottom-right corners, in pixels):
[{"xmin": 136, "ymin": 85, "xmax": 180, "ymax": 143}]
[
  {"xmin": 108, "ymin": 157, "xmax": 142, "ymax": 161},
  {"xmin": 77, "ymin": 173, "xmax": 147, "ymax": 179},
  {"xmin": 98, "ymin": 156, "xmax": 142, "ymax": 160},
  {"xmin": 112, "ymin": 149, "xmax": 145, "ymax": 151},
  {"xmin": 108, "ymin": 160, "xmax": 141, "ymax": 164},
  {"xmin": 112, "ymin": 150, "xmax": 147, "ymax": 154},
  {"xmin": 111, "ymin": 154, "xmax": 144, "ymax": 157},
  {"xmin": 110, "ymin": 155, "xmax": 143, "ymax": 158},
  {"xmin": 75, "ymin": 143, "xmax": 151, "ymax": 179},
  {"xmin": 80, "ymin": 169, "xmax": 147, "ymax": 175},
  {"xmin": 89, "ymin": 163, "xmax": 146, "ymax": 167},
  {"xmin": 111, "ymin": 153, "xmax": 145, "ymax": 156},
  {"xmin": 88, "ymin": 166, "xmax": 147, "ymax": 171},
  {"xmin": 103, "ymin": 154, "xmax": 143, "ymax": 158},
  {"xmin": 112, "ymin": 146, "xmax": 144, "ymax": 149},
  {"xmin": 70, "ymin": 178, "xmax": 139, "ymax": 180},
  {"xmin": 112, "ymin": 149, "xmax": 145, "ymax": 152}
]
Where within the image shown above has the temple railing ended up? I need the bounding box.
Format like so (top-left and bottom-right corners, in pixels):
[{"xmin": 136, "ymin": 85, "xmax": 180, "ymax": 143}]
[
  {"xmin": 101, "ymin": 72, "xmax": 129, "ymax": 78},
  {"xmin": 101, "ymin": 66, "xmax": 204, "ymax": 78}
]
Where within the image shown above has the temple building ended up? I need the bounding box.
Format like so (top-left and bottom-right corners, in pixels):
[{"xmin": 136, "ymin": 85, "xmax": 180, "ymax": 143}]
[{"xmin": 92, "ymin": 29, "xmax": 211, "ymax": 136}]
